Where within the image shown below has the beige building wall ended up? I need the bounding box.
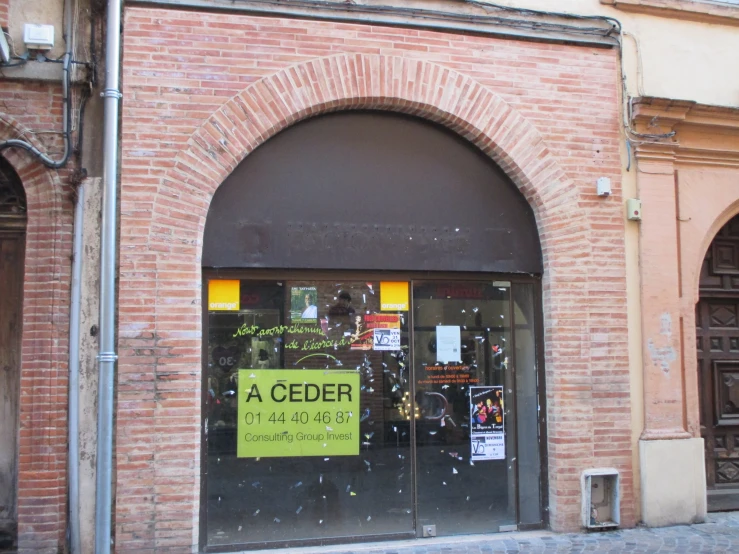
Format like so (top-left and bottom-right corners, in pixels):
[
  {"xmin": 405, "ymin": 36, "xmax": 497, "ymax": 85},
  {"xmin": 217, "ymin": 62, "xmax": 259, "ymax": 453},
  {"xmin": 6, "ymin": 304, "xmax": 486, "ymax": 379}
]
[{"xmin": 488, "ymin": 0, "xmax": 739, "ymax": 107}]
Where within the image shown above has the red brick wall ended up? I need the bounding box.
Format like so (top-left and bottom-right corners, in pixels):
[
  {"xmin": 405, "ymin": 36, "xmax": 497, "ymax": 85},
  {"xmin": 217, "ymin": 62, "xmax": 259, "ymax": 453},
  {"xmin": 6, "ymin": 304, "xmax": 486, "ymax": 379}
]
[
  {"xmin": 0, "ymin": 80, "xmax": 74, "ymax": 553},
  {"xmin": 1, "ymin": 81, "xmax": 68, "ymax": 155},
  {"xmin": 0, "ymin": 0, "xmax": 8, "ymax": 28},
  {"xmin": 117, "ymin": 6, "xmax": 631, "ymax": 550}
]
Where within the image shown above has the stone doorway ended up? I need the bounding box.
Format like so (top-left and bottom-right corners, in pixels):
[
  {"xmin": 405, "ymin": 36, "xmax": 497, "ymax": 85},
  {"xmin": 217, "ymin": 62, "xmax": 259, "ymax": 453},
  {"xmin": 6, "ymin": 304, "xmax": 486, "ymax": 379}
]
[{"xmin": 0, "ymin": 156, "xmax": 26, "ymax": 550}]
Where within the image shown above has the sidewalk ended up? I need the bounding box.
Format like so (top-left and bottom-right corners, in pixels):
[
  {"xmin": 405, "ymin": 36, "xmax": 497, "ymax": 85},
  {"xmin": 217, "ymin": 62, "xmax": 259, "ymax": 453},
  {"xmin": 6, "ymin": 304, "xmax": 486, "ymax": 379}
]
[{"xmin": 247, "ymin": 512, "xmax": 739, "ymax": 553}]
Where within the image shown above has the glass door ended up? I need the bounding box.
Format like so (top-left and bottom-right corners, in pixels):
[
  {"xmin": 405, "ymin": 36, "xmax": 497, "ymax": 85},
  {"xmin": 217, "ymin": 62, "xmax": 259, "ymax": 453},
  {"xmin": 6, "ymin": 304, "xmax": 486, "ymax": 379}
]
[
  {"xmin": 202, "ymin": 275, "xmax": 543, "ymax": 550},
  {"xmin": 411, "ymin": 280, "xmax": 517, "ymax": 536}
]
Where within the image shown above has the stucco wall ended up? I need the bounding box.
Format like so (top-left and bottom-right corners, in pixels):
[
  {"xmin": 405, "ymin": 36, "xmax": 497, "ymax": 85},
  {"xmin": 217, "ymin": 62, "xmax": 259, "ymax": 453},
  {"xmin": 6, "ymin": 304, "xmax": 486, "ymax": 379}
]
[
  {"xmin": 485, "ymin": 0, "xmax": 739, "ymax": 108},
  {"xmin": 7, "ymin": 0, "xmax": 65, "ymax": 58}
]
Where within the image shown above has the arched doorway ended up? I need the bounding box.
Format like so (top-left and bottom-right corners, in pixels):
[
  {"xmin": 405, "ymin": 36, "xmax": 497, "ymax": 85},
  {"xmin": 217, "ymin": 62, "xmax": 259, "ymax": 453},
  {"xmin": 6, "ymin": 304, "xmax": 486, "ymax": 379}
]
[
  {"xmin": 697, "ymin": 213, "xmax": 739, "ymax": 511},
  {"xmin": 200, "ymin": 112, "xmax": 546, "ymax": 550},
  {"xmin": 0, "ymin": 155, "xmax": 26, "ymax": 549}
]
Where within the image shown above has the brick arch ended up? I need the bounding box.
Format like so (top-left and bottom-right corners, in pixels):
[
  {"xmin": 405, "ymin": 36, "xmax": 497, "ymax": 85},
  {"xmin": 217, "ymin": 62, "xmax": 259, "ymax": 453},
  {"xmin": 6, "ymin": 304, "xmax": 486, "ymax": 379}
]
[
  {"xmin": 0, "ymin": 114, "xmax": 63, "ymax": 208},
  {"xmin": 0, "ymin": 115, "xmax": 73, "ymax": 552},
  {"xmin": 116, "ymin": 53, "xmax": 621, "ymax": 550},
  {"xmin": 160, "ymin": 54, "xmax": 579, "ymax": 246}
]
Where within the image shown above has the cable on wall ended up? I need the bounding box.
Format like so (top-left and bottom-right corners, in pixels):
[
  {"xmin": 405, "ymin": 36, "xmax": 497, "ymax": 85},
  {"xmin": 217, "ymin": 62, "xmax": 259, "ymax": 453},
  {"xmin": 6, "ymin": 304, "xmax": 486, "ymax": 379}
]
[{"xmin": 0, "ymin": 7, "xmax": 74, "ymax": 169}]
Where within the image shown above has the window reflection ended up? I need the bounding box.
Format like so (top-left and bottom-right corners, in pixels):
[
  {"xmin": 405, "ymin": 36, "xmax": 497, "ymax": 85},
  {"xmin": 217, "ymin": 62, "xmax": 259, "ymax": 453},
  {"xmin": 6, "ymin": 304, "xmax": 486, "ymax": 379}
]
[{"xmin": 205, "ymin": 280, "xmax": 413, "ymax": 546}]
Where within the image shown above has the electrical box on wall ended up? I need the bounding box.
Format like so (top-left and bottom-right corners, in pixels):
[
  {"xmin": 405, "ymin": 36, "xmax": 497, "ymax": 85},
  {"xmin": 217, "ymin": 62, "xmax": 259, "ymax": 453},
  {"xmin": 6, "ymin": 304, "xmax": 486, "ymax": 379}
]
[
  {"xmin": 581, "ymin": 468, "xmax": 620, "ymax": 530},
  {"xmin": 0, "ymin": 29, "xmax": 10, "ymax": 63},
  {"xmin": 596, "ymin": 177, "xmax": 612, "ymax": 197},
  {"xmin": 626, "ymin": 198, "xmax": 642, "ymax": 221},
  {"xmin": 23, "ymin": 23, "xmax": 55, "ymax": 50}
]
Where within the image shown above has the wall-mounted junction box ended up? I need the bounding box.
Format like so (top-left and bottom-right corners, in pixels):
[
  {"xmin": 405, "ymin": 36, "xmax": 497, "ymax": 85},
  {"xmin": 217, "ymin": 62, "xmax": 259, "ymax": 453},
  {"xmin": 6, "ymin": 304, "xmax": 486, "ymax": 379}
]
[
  {"xmin": 626, "ymin": 198, "xmax": 642, "ymax": 221},
  {"xmin": 581, "ymin": 468, "xmax": 620, "ymax": 530},
  {"xmin": 23, "ymin": 23, "xmax": 55, "ymax": 50}
]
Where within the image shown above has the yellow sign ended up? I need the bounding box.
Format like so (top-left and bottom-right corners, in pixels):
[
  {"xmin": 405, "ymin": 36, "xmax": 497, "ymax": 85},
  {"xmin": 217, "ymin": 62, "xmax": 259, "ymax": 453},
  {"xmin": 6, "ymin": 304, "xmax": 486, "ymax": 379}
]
[
  {"xmin": 208, "ymin": 279, "xmax": 240, "ymax": 311},
  {"xmin": 237, "ymin": 369, "xmax": 360, "ymax": 458},
  {"xmin": 380, "ymin": 281, "xmax": 409, "ymax": 311}
]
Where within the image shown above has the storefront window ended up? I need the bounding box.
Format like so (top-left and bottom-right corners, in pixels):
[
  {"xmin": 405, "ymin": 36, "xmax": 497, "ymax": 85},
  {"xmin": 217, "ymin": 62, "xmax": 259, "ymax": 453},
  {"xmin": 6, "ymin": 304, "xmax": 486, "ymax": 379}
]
[
  {"xmin": 205, "ymin": 279, "xmax": 413, "ymax": 546},
  {"xmin": 203, "ymin": 276, "xmax": 543, "ymax": 549}
]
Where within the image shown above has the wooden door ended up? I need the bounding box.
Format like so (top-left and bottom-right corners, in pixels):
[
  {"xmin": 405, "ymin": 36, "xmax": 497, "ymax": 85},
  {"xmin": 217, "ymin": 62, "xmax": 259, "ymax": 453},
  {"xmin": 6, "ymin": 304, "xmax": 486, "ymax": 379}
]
[
  {"xmin": 0, "ymin": 238, "xmax": 23, "ymax": 546},
  {"xmin": 697, "ymin": 214, "xmax": 739, "ymax": 511},
  {"xmin": 0, "ymin": 157, "xmax": 25, "ymax": 549}
]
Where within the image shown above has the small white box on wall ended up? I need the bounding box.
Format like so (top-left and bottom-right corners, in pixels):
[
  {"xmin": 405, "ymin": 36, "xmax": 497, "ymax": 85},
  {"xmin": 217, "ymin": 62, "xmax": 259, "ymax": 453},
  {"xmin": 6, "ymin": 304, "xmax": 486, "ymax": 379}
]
[
  {"xmin": 23, "ymin": 23, "xmax": 55, "ymax": 50},
  {"xmin": 596, "ymin": 177, "xmax": 612, "ymax": 197},
  {"xmin": 626, "ymin": 198, "xmax": 642, "ymax": 221},
  {"xmin": 581, "ymin": 468, "xmax": 620, "ymax": 529}
]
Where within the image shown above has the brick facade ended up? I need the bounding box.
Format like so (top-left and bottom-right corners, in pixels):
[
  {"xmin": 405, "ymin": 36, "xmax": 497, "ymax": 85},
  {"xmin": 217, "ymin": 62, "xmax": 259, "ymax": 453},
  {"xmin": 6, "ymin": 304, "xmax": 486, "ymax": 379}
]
[
  {"xmin": 117, "ymin": 6, "xmax": 631, "ymax": 551},
  {"xmin": 0, "ymin": 99, "xmax": 73, "ymax": 552},
  {"xmin": 0, "ymin": 0, "xmax": 8, "ymax": 28}
]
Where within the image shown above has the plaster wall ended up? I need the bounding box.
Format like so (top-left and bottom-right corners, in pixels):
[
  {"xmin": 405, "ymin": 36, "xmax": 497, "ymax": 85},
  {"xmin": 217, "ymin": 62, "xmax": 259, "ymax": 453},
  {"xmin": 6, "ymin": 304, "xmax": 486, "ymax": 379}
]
[
  {"xmin": 483, "ymin": 0, "xmax": 739, "ymax": 108},
  {"xmin": 639, "ymin": 438, "xmax": 706, "ymax": 526},
  {"xmin": 677, "ymin": 165, "xmax": 739, "ymax": 437},
  {"xmin": 620, "ymin": 143, "xmax": 643, "ymax": 523},
  {"xmin": 4, "ymin": 0, "xmax": 96, "ymax": 83},
  {"xmin": 7, "ymin": 0, "xmax": 65, "ymax": 59},
  {"xmin": 78, "ymin": 177, "xmax": 101, "ymax": 554},
  {"xmin": 631, "ymin": 104, "xmax": 739, "ymax": 525}
]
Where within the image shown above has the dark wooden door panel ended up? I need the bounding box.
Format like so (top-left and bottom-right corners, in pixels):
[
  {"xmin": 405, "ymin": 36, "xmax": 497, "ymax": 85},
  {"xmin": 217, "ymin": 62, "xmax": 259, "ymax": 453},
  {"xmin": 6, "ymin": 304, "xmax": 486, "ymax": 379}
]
[
  {"xmin": 699, "ymin": 215, "xmax": 739, "ymax": 511},
  {"xmin": 0, "ymin": 237, "xmax": 23, "ymax": 539}
]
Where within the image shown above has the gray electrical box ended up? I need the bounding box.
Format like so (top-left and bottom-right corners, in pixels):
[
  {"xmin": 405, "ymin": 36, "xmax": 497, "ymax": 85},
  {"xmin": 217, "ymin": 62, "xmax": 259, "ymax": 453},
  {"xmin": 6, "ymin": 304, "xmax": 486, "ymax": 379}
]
[{"xmin": 581, "ymin": 468, "xmax": 620, "ymax": 530}]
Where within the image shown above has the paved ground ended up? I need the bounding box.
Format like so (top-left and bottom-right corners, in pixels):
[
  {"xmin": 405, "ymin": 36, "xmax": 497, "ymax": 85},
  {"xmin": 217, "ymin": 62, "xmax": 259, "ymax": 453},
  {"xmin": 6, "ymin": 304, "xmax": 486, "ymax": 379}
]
[{"xmin": 249, "ymin": 512, "xmax": 739, "ymax": 554}]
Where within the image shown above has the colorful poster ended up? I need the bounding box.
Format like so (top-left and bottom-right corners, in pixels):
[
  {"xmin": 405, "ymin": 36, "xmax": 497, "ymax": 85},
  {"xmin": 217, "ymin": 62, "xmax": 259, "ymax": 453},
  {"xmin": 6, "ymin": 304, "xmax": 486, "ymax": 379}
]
[
  {"xmin": 469, "ymin": 386, "xmax": 505, "ymax": 461},
  {"xmin": 436, "ymin": 325, "xmax": 461, "ymax": 363},
  {"xmin": 373, "ymin": 327, "xmax": 401, "ymax": 351},
  {"xmin": 290, "ymin": 286, "xmax": 318, "ymax": 323},
  {"xmin": 237, "ymin": 369, "xmax": 359, "ymax": 458},
  {"xmin": 350, "ymin": 313, "xmax": 400, "ymax": 351}
]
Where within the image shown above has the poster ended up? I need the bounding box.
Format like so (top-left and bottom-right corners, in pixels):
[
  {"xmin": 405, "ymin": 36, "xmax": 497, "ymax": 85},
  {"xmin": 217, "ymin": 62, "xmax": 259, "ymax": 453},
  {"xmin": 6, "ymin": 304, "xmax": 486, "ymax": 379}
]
[
  {"xmin": 290, "ymin": 286, "xmax": 318, "ymax": 323},
  {"xmin": 417, "ymin": 365, "xmax": 478, "ymax": 386},
  {"xmin": 436, "ymin": 325, "xmax": 461, "ymax": 363},
  {"xmin": 237, "ymin": 369, "xmax": 359, "ymax": 458},
  {"xmin": 469, "ymin": 386, "xmax": 505, "ymax": 461},
  {"xmin": 350, "ymin": 313, "xmax": 400, "ymax": 351},
  {"xmin": 373, "ymin": 328, "xmax": 401, "ymax": 351}
]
